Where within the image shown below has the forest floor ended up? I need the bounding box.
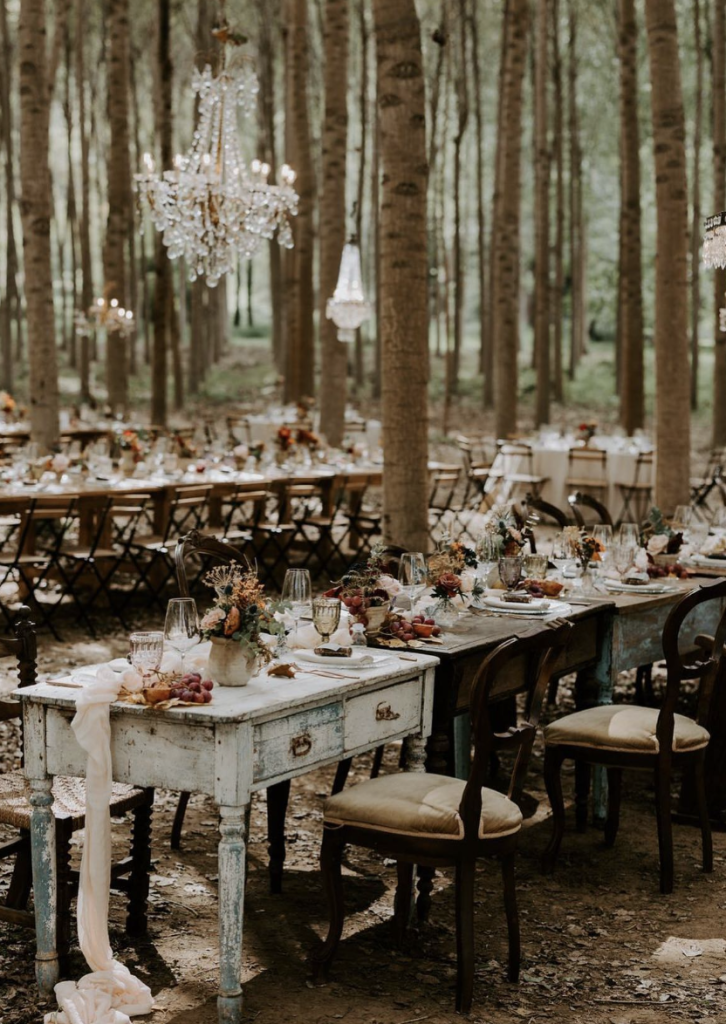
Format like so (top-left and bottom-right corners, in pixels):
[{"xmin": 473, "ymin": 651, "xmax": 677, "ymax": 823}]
[{"xmin": 1, "ymin": 614, "xmax": 726, "ymax": 1024}]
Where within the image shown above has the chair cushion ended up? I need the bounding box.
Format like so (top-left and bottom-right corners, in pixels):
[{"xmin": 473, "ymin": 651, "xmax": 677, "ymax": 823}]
[
  {"xmin": 543, "ymin": 705, "xmax": 709, "ymax": 754},
  {"xmin": 324, "ymin": 772, "xmax": 523, "ymax": 841}
]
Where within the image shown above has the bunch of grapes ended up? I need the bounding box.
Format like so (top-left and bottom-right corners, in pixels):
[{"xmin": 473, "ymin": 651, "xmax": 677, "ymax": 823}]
[
  {"xmin": 170, "ymin": 672, "xmax": 214, "ymax": 704},
  {"xmin": 647, "ymin": 563, "xmax": 688, "ymax": 580},
  {"xmin": 389, "ymin": 614, "xmax": 441, "ymax": 642}
]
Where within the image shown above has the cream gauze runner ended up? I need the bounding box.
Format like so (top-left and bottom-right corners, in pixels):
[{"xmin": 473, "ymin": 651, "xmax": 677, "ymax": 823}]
[{"xmin": 44, "ymin": 665, "xmax": 154, "ymax": 1024}]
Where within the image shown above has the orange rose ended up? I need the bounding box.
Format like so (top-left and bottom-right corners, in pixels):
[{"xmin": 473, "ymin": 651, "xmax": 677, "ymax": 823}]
[{"xmin": 224, "ymin": 607, "xmax": 241, "ymax": 636}]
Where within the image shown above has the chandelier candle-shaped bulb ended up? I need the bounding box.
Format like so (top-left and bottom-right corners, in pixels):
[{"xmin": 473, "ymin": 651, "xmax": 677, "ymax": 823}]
[{"xmin": 326, "ymin": 241, "xmax": 372, "ymax": 343}]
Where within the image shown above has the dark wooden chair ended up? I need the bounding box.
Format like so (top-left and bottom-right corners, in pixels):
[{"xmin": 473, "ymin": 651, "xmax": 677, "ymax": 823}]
[
  {"xmin": 0, "ymin": 607, "xmax": 153, "ymax": 959},
  {"xmin": 523, "ymin": 492, "xmax": 569, "ymax": 529},
  {"xmin": 568, "ymin": 491, "xmax": 614, "ymax": 528},
  {"xmin": 312, "ymin": 622, "xmax": 572, "ymax": 1013},
  {"xmin": 542, "ymin": 579, "xmax": 726, "ymax": 894}
]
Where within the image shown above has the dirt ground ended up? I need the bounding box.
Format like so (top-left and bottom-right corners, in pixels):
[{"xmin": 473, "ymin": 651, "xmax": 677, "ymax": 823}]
[{"xmin": 1, "ymin": 615, "xmax": 726, "ymax": 1024}]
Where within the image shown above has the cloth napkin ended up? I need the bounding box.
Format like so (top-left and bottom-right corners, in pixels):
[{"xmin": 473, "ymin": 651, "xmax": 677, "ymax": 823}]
[
  {"xmin": 286, "ymin": 623, "xmax": 354, "ymax": 649},
  {"xmin": 44, "ymin": 665, "xmax": 153, "ymax": 1024},
  {"xmin": 159, "ymin": 640, "xmax": 211, "ymax": 676}
]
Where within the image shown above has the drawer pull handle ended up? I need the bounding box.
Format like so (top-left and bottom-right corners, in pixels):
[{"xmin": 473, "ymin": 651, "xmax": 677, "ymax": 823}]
[
  {"xmin": 291, "ymin": 732, "xmax": 312, "ymax": 757},
  {"xmin": 375, "ymin": 702, "xmax": 400, "ymax": 722}
]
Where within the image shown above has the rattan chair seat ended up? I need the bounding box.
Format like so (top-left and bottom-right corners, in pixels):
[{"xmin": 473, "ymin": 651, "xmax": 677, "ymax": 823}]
[{"xmin": 0, "ymin": 770, "xmax": 144, "ymax": 830}]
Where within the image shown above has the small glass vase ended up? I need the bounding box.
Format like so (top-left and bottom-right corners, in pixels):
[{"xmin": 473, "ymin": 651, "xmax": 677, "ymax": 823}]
[{"xmin": 433, "ymin": 597, "xmax": 459, "ymax": 628}]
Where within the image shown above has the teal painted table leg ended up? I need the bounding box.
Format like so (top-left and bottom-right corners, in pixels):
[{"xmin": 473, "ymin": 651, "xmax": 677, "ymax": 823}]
[
  {"xmin": 29, "ymin": 775, "xmax": 59, "ymax": 998},
  {"xmin": 218, "ymin": 804, "xmax": 248, "ymax": 1024},
  {"xmin": 574, "ymin": 614, "xmax": 614, "ymax": 827}
]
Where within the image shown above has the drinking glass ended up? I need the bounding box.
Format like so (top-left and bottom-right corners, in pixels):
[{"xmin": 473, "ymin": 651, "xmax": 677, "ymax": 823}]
[
  {"xmin": 282, "ymin": 568, "xmax": 312, "ymax": 642},
  {"xmin": 475, "ymin": 533, "xmax": 500, "ymax": 585},
  {"xmin": 591, "ymin": 524, "xmax": 613, "ymax": 553},
  {"xmin": 671, "ymin": 505, "xmax": 693, "ymax": 533},
  {"xmin": 398, "ymin": 552, "xmax": 427, "ymax": 607},
  {"xmin": 498, "ymin": 556, "xmax": 523, "ymax": 592},
  {"xmin": 523, "ymin": 553, "xmax": 548, "ymax": 578},
  {"xmin": 164, "ymin": 598, "xmax": 200, "ymax": 678},
  {"xmin": 618, "ymin": 522, "xmax": 640, "ymax": 547},
  {"xmin": 312, "ymin": 597, "xmax": 342, "ymax": 644},
  {"xmin": 611, "ymin": 543, "xmax": 636, "ymax": 579},
  {"xmin": 687, "ymin": 521, "xmax": 709, "ymax": 555},
  {"xmin": 550, "ymin": 532, "xmax": 576, "ymax": 581},
  {"xmin": 129, "ymin": 631, "xmax": 164, "ymax": 684}
]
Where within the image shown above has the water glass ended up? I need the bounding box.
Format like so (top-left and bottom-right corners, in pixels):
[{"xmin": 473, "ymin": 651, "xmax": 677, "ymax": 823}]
[
  {"xmin": 282, "ymin": 568, "xmax": 312, "ymax": 641},
  {"xmin": 398, "ymin": 552, "xmax": 427, "ymax": 607},
  {"xmin": 498, "ymin": 556, "xmax": 523, "ymax": 592},
  {"xmin": 523, "ymin": 553, "xmax": 548, "ymax": 578},
  {"xmin": 612, "ymin": 543, "xmax": 636, "ymax": 578},
  {"xmin": 671, "ymin": 505, "xmax": 693, "ymax": 533},
  {"xmin": 129, "ymin": 631, "xmax": 164, "ymax": 683},
  {"xmin": 164, "ymin": 598, "xmax": 200, "ymax": 678},
  {"xmin": 550, "ymin": 532, "xmax": 577, "ymax": 580},
  {"xmin": 312, "ymin": 597, "xmax": 342, "ymax": 644},
  {"xmin": 618, "ymin": 522, "xmax": 640, "ymax": 548}
]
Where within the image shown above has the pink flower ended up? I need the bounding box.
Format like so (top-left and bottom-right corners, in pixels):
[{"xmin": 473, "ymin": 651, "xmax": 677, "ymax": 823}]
[
  {"xmin": 201, "ymin": 607, "xmax": 226, "ymax": 630},
  {"xmin": 647, "ymin": 534, "xmax": 669, "ymax": 556}
]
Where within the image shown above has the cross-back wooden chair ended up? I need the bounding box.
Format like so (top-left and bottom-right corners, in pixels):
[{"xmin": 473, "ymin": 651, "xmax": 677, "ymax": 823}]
[
  {"xmin": 568, "ymin": 490, "xmax": 614, "ymax": 528},
  {"xmin": 542, "ymin": 579, "xmax": 726, "ymax": 894},
  {"xmin": 0, "ymin": 607, "xmax": 153, "ymax": 959},
  {"xmin": 312, "ymin": 621, "xmax": 572, "ymax": 1013},
  {"xmin": 523, "ymin": 492, "xmax": 569, "ymax": 529}
]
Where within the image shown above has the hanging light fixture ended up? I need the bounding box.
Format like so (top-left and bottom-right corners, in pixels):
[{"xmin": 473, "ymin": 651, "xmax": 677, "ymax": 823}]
[
  {"xmin": 703, "ymin": 212, "xmax": 726, "ymax": 269},
  {"xmin": 325, "ymin": 239, "xmax": 372, "ymax": 343},
  {"xmin": 75, "ymin": 296, "xmax": 135, "ymax": 338},
  {"xmin": 135, "ymin": 24, "xmax": 298, "ymax": 288}
]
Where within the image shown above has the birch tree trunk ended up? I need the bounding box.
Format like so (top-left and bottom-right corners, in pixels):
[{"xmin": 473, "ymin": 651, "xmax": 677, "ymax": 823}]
[
  {"xmin": 18, "ymin": 0, "xmax": 59, "ymax": 450},
  {"xmin": 645, "ymin": 0, "xmax": 691, "ymax": 511},
  {"xmin": 713, "ymin": 0, "xmax": 726, "ymax": 444},
  {"xmin": 373, "ymin": 0, "xmax": 429, "ymax": 551},
  {"xmin": 151, "ymin": 0, "xmax": 172, "ymax": 427},
  {"xmin": 691, "ymin": 0, "xmax": 703, "ymax": 411},
  {"xmin": 258, "ymin": 1, "xmax": 284, "ymax": 372},
  {"xmin": 318, "ymin": 0, "xmax": 349, "ymax": 447},
  {"xmin": 492, "ymin": 0, "xmax": 529, "ymax": 438},
  {"xmin": 567, "ymin": 0, "xmax": 583, "ymax": 378},
  {"xmin": 618, "ymin": 0, "xmax": 644, "ymax": 433},
  {"xmin": 551, "ymin": 0, "xmax": 564, "ymax": 402},
  {"xmin": 102, "ymin": 0, "xmax": 131, "ymax": 414},
  {"xmin": 534, "ymin": 0, "xmax": 550, "ymax": 427},
  {"xmin": 450, "ymin": 0, "xmax": 468, "ymax": 394},
  {"xmin": 470, "ymin": 1, "xmax": 488, "ymax": 392},
  {"xmin": 75, "ymin": 0, "xmax": 92, "ymax": 399}
]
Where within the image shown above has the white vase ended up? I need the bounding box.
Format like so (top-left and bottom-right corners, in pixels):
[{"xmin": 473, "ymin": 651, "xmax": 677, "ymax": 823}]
[
  {"xmin": 363, "ymin": 602, "xmax": 390, "ymax": 636},
  {"xmin": 208, "ymin": 637, "xmax": 258, "ymax": 687}
]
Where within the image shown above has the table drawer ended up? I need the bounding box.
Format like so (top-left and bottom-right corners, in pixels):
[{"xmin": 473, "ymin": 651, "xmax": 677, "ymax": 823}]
[
  {"xmin": 344, "ymin": 679, "xmax": 423, "ymax": 751},
  {"xmin": 253, "ymin": 701, "xmax": 344, "ymax": 782}
]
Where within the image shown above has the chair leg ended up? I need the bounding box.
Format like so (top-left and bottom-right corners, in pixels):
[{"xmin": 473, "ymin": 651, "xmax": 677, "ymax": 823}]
[
  {"xmin": 694, "ymin": 754, "xmax": 713, "ymax": 874},
  {"xmin": 542, "ymin": 746, "xmax": 566, "ymax": 873},
  {"xmin": 267, "ymin": 779, "xmax": 291, "ymax": 895},
  {"xmin": 331, "ymin": 757, "xmax": 352, "ymax": 795},
  {"xmin": 455, "ymin": 859, "xmax": 476, "ymax": 1013},
  {"xmin": 5, "ymin": 833, "xmax": 32, "ymax": 909},
  {"xmin": 370, "ymin": 746, "xmax": 385, "ymax": 779},
  {"xmin": 654, "ymin": 763, "xmax": 674, "ymax": 895},
  {"xmin": 604, "ymin": 768, "xmax": 622, "ymax": 848},
  {"xmin": 393, "ymin": 861, "xmax": 413, "ymax": 948},
  {"xmin": 574, "ymin": 760, "xmax": 591, "ymax": 832},
  {"xmin": 126, "ymin": 790, "xmax": 154, "ymax": 937},
  {"xmin": 500, "ymin": 851, "xmax": 520, "ymax": 984},
  {"xmin": 311, "ymin": 828, "xmax": 345, "ymax": 979},
  {"xmin": 171, "ymin": 791, "xmax": 190, "ymax": 850}
]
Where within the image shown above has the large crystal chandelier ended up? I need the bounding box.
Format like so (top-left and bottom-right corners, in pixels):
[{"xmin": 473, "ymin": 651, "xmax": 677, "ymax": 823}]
[
  {"xmin": 326, "ymin": 240, "xmax": 372, "ymax": 343},
  {"xmin": 703, "ymin": 212, "xmax": 726, "ymax": 269},
  {"xmin": 135, "ymin": 59, "xmax": 298, "ymax": 287}
]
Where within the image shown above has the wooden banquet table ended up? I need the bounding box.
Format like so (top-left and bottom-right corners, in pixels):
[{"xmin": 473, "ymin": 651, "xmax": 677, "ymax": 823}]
[{"xmin": 18, "ymin": 651, "xmax": 438, "ymax": 1023}]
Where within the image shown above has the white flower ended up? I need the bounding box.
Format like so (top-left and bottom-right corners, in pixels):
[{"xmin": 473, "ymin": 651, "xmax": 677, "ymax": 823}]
[
  {"xmin": 51, "ymin": 453, "xmax": 70, "ymax": 473},
  {"xmin": 647, "ymin": 534, "xmax": 669, "ymax": 556},
  {"xmin": 201, "ymin": 607, "xmax": 226, "ymax": 630},
  {"xmin": 377, "ymin": 574, "xmax": 402, "ymax": 597},
  {"xmin": 634, "ymin": 548, "xmax": 649, "ymax": 571}
]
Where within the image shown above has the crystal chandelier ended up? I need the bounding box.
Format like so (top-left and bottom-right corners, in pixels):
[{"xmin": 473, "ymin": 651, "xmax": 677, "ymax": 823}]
[
  {"xmin": 135, "ymin": 60, "xmax": 298, "ymax": 288},
  {"xmin": 703, "ymin": 212, "xmax": 726, "ymax": 269},
  {"xmin": 75, "ymin": 297, "xmax": 135, "ymax": 338},
  {"xmin": 325, "ymin": 240, "xmax": 372, "ymax": 343}
]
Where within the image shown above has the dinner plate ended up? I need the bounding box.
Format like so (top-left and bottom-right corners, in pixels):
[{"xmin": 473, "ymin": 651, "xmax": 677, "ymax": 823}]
[
  {"xmin": 602, "ymin": 580, "xmax": 676, "ymax": 594},
  {"xmin": 689, "ymin": 553, "xmax": 726, "ymax": 566},
  {"xmin": 293, "ymin": 649, "xmax": 393, "ymax": 668},
  {"xmin": 482, "ymin": 594, "xmax": 551, "ymax": 614}
]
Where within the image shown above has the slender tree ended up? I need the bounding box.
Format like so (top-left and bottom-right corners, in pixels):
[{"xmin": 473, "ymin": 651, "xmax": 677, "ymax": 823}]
[
  {"xmin": 550, "ymin": 0, "xmax": 564, "ymax": 401},
  {"xmin": 0, "ymin": 0, "xmax": 23, "ymax": 386},
  {"xmin": 617, "ymin": 0, "xmax": 644, "ymax": 433},
  {"xmin": 319, "ymin": 0, "xmax": 350, "ymax": 446},
  {"xmin": 713, "ymin": 0, "xmax": 726, "ymax": 444},
  {"xmin": 534, "ymin": 0, "xmax": 550, "ymax": 426},
  {"xmin": 567, "ymin": 0, "xmax": 584, "ymax": 378},
  {"xmin": 76, "ymin": 0, "xmax": 92, "ymax": 400},
  {"xmin": 691, "ymin": 0, "xmax": 703, "ymax": 411},
  {"xmin": 372, "ymin": 0, "xmax": 429, "ymax": 551},
  {"xmin": 469, "ymin": 0, "xmax": 488, "ymax": 393},
  {"xmin": 18, "ymin": 0, "xmax": 59, "ymax": 449},
  {"xmin": 450, "ymin": 0, "xmax": 468, "ymax": 393},
  {"xmin": 258, "ymin": 1, "xmax": 284, "ymax": 372},
  {"xmin": 151, "ymin": 0, "xmax": 172, "ymax": 427},
  {"xmin": 645, "ymin": 0, "xmax": 691, "ymax": 510},
  {"xmin": 492, "ymin": 0, "xmax": 529, "ymax": 438}
]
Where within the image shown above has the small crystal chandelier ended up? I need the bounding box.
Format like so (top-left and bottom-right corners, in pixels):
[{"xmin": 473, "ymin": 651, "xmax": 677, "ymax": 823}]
[
  {"xmin": 703, "ymin": 212, "xmax": 726, "ymax": 269},
  {"xmin": 325, "ymin": 239, "xmax": 372, "ymax": 343},
  {"xmin": 135, "ymin": 50, "xmax": 298, "ymax": 287},
  {"xmin": 75, "ymin": 297, "xmax": 135, "ymax": 338}
]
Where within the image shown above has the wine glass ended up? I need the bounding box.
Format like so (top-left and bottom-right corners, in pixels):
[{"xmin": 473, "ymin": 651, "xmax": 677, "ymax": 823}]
[
  {"xmin": 611, "ymin": 542, "xmax": 636, "ymax": 580},
  {"xmin": 618, "ymin": 522, "xmax": 640, "ymax": 548},
  {"xmin": 129, "ymin": 631, "xmax": 164, "ymax": 685},
  {"xmin": 475, "ymin": 533, "xmax": 499, "ymax": 587},
  {"xmin": 550, "ymin": 532, "xmax": 576, "ymax": 582},
  {"xmin": 398, "ymin": 552, "xmax": 427, "ymax": 608},
  {"xmin": 671, "ymin": 505, "xmax": 693, "ymax": 534},
  {"xmin": 164, "ymin": 598, "xmax": 200, "ymax": 679},
  {"xmin": 312, "ymin": 597, "xmax": 342, "ymax": 645},
  {"xmin": 498, "ymin": 556, "xmax": 523, "ymax": 593},
  {"xmin": 282, "ymin": 568, "xmax": 312, "ymax": 644}
]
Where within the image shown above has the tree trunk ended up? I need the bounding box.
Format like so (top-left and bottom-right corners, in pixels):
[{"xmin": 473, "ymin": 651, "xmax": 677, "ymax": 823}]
[
  {"xmin": 617, "ymin": 0, "xmax": 645, "ymax": 433},
  {"xmin": 691, "ymin": 0, "xmax": 703, "ymax": 411},
  {"xmin": 645, "ymin": 0, "xmax": 691, "ymax": 511},
  {"xmin": 151, "ymin": 0, "xmax": 172, "ymax": 427},
  {"xmin": 713, "ymin": 0, "xmax": 726, "ymax": 444},
  {"xmin": 373, "ymin": 0, "xmax": 429, "ymax": 551},
  {"xmin": 318, "ymin": 0, "xmax": 349, "ymax": 447},
  {"xmin": 470, "ymin": 0, "xmax": 488, "ymax": 395},
  {"xmin": 63, "ymin": 21, "xmax": 79, "ymax": 372},
  {"xmin": 102, "ymin": 0, "xmax": 131, "ymax": 414},
  {"xmin": 534, "ymin": 0, "xmax": 550, "ymax": 427},
  {"xmin": 75, "ymin": 0, "xmax": 92, "ymax": 400},
  {"xmin": 450, "ymin": 0, "xmax": 468, "ymax": 396},
  {"xmin": 551, "ymin": 0, "xmax": 564, "ymax": 402},
  {"xmin": 0, "ymin": 0, "xmax": 23, "ymax": 387},
  {"xmin": 18, "ymin": 0, "xmax": 59, "ymax": 450},
  {"xmin": 567, "ymin": 0, "xmax": 583, "ymax": 379},
  {"xmin": 353, "ymin": 0, "xmax": 369, "ymax": 391},
  {"xmin": 492, "ymin": 0, "xmax": 529, "ymax": 438}
]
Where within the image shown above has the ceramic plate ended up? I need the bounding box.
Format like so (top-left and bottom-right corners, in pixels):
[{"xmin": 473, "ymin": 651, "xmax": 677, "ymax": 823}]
[
  {"xmin": 293, "ymin": 649, "xmax": 393, "ymax": 668},
  {"xmin": 602, "ymin": 580, "xmax": 676, "ymax": 594},
  {"xmin": 482, "ymin": 594, "xmax": 551, "ymax": 614}
]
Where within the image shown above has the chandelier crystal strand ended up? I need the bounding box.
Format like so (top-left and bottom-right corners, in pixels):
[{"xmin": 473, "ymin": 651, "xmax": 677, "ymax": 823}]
[{"xmin": 135, "ymin": 62, "xmax": 298, "ymax": 287}]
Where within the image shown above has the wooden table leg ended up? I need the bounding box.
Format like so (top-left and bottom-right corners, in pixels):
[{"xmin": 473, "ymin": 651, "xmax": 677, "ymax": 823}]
[
  {"xmin": 29, "ymin": 775, "xmax": 59, "ymax": 997},
  {"xmin": 266, "ymin": 779, "xmax": 291, "ymax": 894},
  {"xmin": 573, "ymin": 613, "xmax": 614, "ymax": 827},
  {"xmin": 217, "ymin": 803, "xmax": 249, "ymax": 1024}
]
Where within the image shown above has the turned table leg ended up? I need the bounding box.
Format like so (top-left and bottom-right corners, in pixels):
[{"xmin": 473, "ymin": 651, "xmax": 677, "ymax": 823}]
[
  {"xmin": 217, "ymin": 804, "xmax": 249, "ymax": 1024},
  {"xmin": 29, "ymin": 775, "xmax": 59, "ymax": 997}
]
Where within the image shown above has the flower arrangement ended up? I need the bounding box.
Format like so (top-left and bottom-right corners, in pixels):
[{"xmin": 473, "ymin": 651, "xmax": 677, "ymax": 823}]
[
  {"xmin": 200, "ymin": 562, "xmax": 281, "ymax": 661},
  {"xmin": 174, "ymin": 433, "xmax": 198, "ymax": 460},
  {"xmin": 640, "ymin": 507, "xmax": 684, "ymax": 557},
  {"xmin": 250, "ymin": 442, "xmax": 265, "ymax": 463},
  {"xmin": 276, "ymin": 426, "xmax": 294, "ymax": 452},
  {"xmin": 578, "ymin": 421, "xmax": 597, "ymax": 444},
  {"xmin": 325, "ymin": 545, "xmax": 399, "ymax": 626},
  {"xmin": 119, "ymin": 429, "xmax": 147, "ymax": 464},
  {"xmin": 0, "ymin": 390, "xmax": 16, "ymax": 417},
  {"xmin": 480, "ymin": 504, "xmax": 527, "ymax": 557},
  {"xmin": 431, "ymin": 572, "xmax": 463, "ymax": 600},
  {"xmin": 563, "ymin": 525, "xmax": 605, "ymax": 568},
  {"xmin": 296, "ymin": 427, "xmax": 319, "ymax": 449}
]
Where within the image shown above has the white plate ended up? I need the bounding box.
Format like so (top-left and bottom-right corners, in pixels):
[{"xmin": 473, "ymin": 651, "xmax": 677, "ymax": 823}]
[
  {"xmin": 690, "ymin": 553, "xmax": 726, "ymax": 567},
  {"xmin": 293, "ymin": 649, "xmax": 392, "ymax": 668},
  {"xmin": 603, "ymin": 580, "xmax": 676, "ymax": 594},
  {"xmin": 482, "ymin": 595, "xmax": 551, "ymax": 613}
]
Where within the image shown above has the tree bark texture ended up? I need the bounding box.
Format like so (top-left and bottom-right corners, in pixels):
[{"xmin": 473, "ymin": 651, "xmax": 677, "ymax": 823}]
[
  {"xmin": 645, "ymin": 0, "xmax": 691, "ymax": 510},
  {"xmin": 151, "ymin": 0, "xmax": 172, "ymax": 427},
  {"xmin": 469, "ymin": 0, "xmax": 488, "ymax": 395},
  {"xmin": 0, "ymin": 0, "xmax": 20, "ymax": 390},
  {"xmin": 551, "ymin": 0, "xmax": 564, "ymax": 402},
  {"xmin": 319, "ymin": 0, "xmax": 350, "ymax": 447},
  {"xmin": 373, "ymin": 0, "xmax": 429, "ymax": 551},
  {"xmin": 450, "ymin": 0, "xmax": 468, "ymax": 394},
  {"xmin": 713, "ymin": 0, "xmax": 726, "ymax": 444},
  {"xmin": 691, "ymin": 0, "xmax": 702, "ymax": 411},
  {"xmin": 534, "ymin": 0, "xmax": 550, "ymax": 427},
  {"xmin": 568, "ymin": 0, "xmax": 584, "ymax": 378}
]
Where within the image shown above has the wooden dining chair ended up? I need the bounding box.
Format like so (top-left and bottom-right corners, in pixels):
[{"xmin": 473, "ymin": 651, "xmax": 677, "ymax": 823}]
[
  {"xmin": 312, "ymin": 622, "xmax": 572, "ymax": 1013},
  {"xmin": 541, "ymin": 579, "xmax": 726, "ymax": 894},
  {"xmin": 0, "ymin": 607, "xmax": 153, "ymax": 960},
  {"xmin": 522, "ymin": 492, "xmax": 569, "ymax": 529},
  {"xmin": 567, "ymin": 490, "xmax": 614, "ymax": 528}
]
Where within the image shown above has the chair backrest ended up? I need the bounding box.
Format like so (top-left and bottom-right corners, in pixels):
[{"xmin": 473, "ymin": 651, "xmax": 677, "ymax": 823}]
[
  {"xmin": 568, "ymin": 491, "xmax": 614, "ymax": 528},
  {"xmin": 458, "ymin": 621, "xmax": 572, "ymax": 838},
  {"xmin": 0, "ymin": 606, "xmax": 38, "ymax": 725},
  {"xmin": 658, "ymin": 580, "xmax": 726, "ymax": 757},
  {"xmin": 175, "ymin": 529, "xmax": 247, "ymax": 598},
  {"xmin": 523, "ymin": 492, "xmax": 569, "ymax": 529}
]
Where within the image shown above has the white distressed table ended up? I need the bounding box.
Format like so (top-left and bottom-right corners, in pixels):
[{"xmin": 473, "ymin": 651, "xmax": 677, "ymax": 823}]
[{"xmin": 18, "ymin": 652, "xmax": 438, "ymax": 1024}]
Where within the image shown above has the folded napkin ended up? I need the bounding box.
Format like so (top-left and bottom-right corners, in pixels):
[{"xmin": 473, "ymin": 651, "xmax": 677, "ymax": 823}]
[
  {"xmin": 44, "ymin": 665, "xmax": 153, "ymax": 1024},
  {"xmin": 287, "ymin": 624, "xmax": 353, "ymax": 650},
  {"xmin": 159, "ymin": 641, "xmax": 211, "ymax": 676}
]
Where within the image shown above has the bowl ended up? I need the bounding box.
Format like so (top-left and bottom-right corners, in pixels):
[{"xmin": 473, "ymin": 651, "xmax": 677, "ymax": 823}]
[{"xmin": 412, "ymin": 623, "xmax": 434, "ymax": 638}]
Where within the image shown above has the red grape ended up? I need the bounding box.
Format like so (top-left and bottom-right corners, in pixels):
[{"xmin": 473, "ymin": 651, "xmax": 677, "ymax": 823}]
[{"xmin": 202, "ymin": 679, "xmax": 214, "ymax": 691}]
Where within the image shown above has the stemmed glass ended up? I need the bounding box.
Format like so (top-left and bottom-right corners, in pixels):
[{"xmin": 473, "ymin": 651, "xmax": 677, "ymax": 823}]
[
  {"xmin": 129, "ymin": 631, "xmax": 164, "ymax": 685},
  {"xmin": 475, "ymin": 533, "xmax": 499, "ymax": 588},
  {"xmin": 551, "ymin": 532, "xmax": 577, "ymax": 582},
  {"xmin": 312, "ymin": 597, "xmax": 342, "ymax": 645},
  {"xmin": 282, "ymin": 568, "xmax": 312, "ymax": 645},
  {"xmin": 611, "ymin": 543, "xmax": 636, "ymax": 581},
  {"xmin": 498, "ymin": 556, "xmax": 523, "ymax": 594},
  {"xmin": 398, "ymin": 552, "xmax": 427, "ymax": 608},
  {"xmin": 164, "ymin": 598, "xmax": 200, "ymax": 679},
  {"xmin": 618, "ymin": 522, "xmax": 640, "ymax": 547},
  {"xmin": 671, "ymin": 505, "xmax": 693, "ymax": 534}
]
